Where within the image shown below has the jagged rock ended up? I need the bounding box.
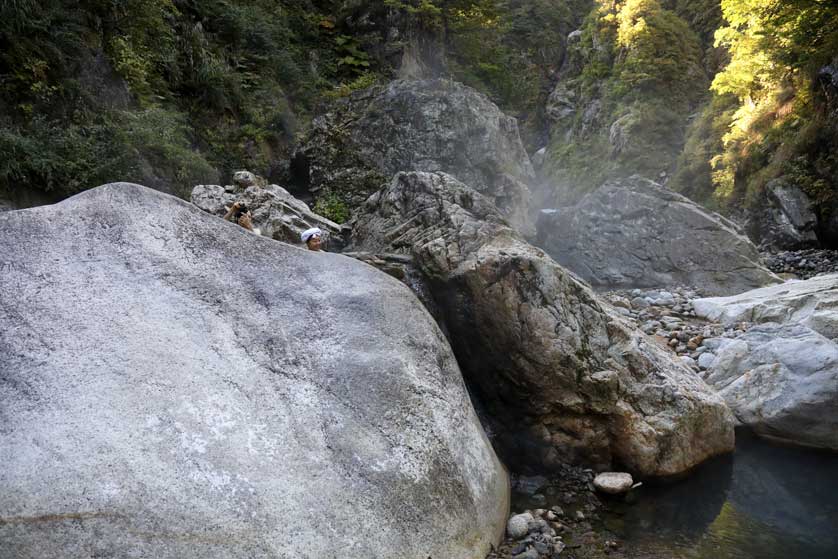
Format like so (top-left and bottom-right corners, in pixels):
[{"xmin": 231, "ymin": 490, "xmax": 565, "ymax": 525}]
[
  {"xmin": 747, "ymin": 178, "xmax": 819, "ymax": 249},
  {"xmin": 191, "ymin": 181, "xmax": 345, "ymax": 249},
  {"xmin": 0, "ymin": 183, "xmax": 509, "ymax": 559},
  {"xmin": 536, "ymin": 176, "xmax": 780, "ymax": 296},
  {"xmin": 705, "ymin": 324, "xmax": 838, "ymax": 450},
  {"xmin": 232, "ymin": 170, "xmax": 260, "ymax": 188},
  {"xmin": 294, "ymin": 79, "xmax": 534, "ymax": 233},
  {"xmin": 546, "ymin": 83, "xmax": 576, "ymax": 124},
  {"xmin": 350, "ymin": 171, "xmax": 735, "ymax": 477}
]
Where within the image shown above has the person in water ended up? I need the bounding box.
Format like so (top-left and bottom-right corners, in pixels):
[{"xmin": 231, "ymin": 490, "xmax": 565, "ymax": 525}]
[
  {"xmin": 223, "ymin": 201, "xmax": 260, "ymax": 235},
  {"xmin": 301, "ymin": 227, "xmax": 324, "ymax": 251}
]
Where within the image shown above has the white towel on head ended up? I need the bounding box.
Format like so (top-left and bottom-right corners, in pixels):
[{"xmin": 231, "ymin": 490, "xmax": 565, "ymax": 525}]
[{"xmin": 301, "ymin": 227, "xmax": 323, "ymax": 243}]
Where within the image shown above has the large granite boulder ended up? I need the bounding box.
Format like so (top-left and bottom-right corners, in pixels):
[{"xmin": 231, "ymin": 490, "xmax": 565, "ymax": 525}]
[
  {"xmin": 703, "ymin": 324, "xmax": 838, "ymax": 449},
  {"xmin": 190, "ymin": 177, "xmax": 346, "ymax": 249},
  {"xmin": 747, "ymin": 178, "xmax": 819, "ymax": 250},
  {"xmin": 0, "ymin": 183, "xmax": 509, "ymax": 559},
  {"xmin": 693, "ymin": 275, "xmax": 838, "ymax": 449},
  {"xmin": 294, "ymin": 79, "xmax": 534, "ymax": 233},
  {"xmin": 536, "ymin": 176, "xmax": 779, "ymax": 295},
  {"xmin": 350, "ymin": 171, "xmax": 735, "ymax": 478}
]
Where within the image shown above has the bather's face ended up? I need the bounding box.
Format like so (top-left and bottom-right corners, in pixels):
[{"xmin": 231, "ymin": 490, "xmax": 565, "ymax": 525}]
[{"xmin": 307, "ymin": 236, "xmax": 322, "ymax": 251}]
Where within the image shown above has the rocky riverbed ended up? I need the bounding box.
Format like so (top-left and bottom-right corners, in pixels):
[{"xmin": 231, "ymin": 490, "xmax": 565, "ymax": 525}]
[
  {"xmin": 489, "ymin": 465, "xmax": 629, "ymax": 559},
  {"xmin": 762, "ymin": 248, "xmax": 838, "ymax": 279},
  {"xmin": 598, "ymin": 287, "xmax": 750, "ymax": 379}
]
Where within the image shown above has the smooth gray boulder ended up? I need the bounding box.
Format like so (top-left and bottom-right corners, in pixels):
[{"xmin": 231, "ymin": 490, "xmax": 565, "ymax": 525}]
[
  {"xmin": 191, "ymin": 180, "xmax": 345, "ymax": 249},
  {"xmin": 294, "ymin": 79, "xmax": 534, "ymax": 233},
  {"xmin": 350, "ymin": 171, "xmax": 735, "ymax": 478},
  {"xmin": 694, "ymin": 274, "xmax": 838, "ymax": 449},
  {"xmin": 593, "ymin": 472, "xmax": 634, "ymax": 495},
  {"xmin": 0, "ymin": 183, "xmax": 509, "ymax": 559},
  {"xmin": 536, "ymin": 176, "xmax": 780, "ymax": 295},
  {"xmin": 705, "ymin": 324, "xmax": 838, "ymax": 450}
]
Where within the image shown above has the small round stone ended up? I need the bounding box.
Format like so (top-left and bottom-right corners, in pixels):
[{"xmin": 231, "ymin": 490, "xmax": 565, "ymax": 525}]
[
  {"xmin": 593, "ymin": 472, "xmax": 634, "ymax": 494},
  {"xmin": 507, "ymin": 512, "xmax": 534, "ymax": 539}
]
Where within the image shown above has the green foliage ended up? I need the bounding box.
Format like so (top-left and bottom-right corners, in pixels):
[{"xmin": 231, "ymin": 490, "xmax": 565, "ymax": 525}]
[
  {"xmin": 544, "ymin": 0, "xmax": 707, "ymax": 197},
  {"xmin": 702, "ymin": 0, "xmax": 838, "ymax": 209},
  {"xmin": 0, "ymin": 107, "xmax": 215, "ymax": 198},
  {"xmin": 670, "ymin": 94, "xmax": 736, "ymax": 205},
  {"xmin": 0, "ymin": 0, "xmax": 397, "ymax": 198},
  {"xmin": 313, "ymin": 192, "xmax": 350, "ymax": 224}
]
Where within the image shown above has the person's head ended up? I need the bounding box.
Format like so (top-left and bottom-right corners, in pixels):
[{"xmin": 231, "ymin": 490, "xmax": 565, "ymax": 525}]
[
  {"xmin": 232, "ymin": 203, "xmax": 249, "ymax": 219},
  {"xmin": 301, "ymin": 227, "xmax": 324, "ymax": 251}
]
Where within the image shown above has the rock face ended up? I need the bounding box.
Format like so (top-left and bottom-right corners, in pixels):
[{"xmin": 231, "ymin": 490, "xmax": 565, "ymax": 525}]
[
  {"xmin": 350, "ymin": 171, "xmax": 735, "ymax": 478},
  {"xmin": 747, "ymin": 179, "xmax": 819, "ymax": 249},
  {"xmin": 294, "ymin": 79, "xmax": 534, "ymax": 233},
  {"xmin": 536, "ymin": 176, "xmax": 779, "ymax": 296},
  {"xmin": 704, "ymin": 324, "xmax": 838, "ymax": 450},
  {"xmin": 0, "ymin": 183, "xmax": 509, "ymax": 559},
  {"xmin": 191, "ymin": 179, "xmax": 345, "ymax": 249},
  {"xmin": 694, "ymin": 275, "xmax": 838, "ymax": 449}
]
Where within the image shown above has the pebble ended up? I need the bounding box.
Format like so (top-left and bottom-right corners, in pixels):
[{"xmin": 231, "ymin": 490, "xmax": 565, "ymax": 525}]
[
  {"xmin": 602, "ymin": 286, "xmax": 751, "ymax": 369},
  {"xmin": 593, "ymin": 472, "xmax": 634, "ymax": 494}
]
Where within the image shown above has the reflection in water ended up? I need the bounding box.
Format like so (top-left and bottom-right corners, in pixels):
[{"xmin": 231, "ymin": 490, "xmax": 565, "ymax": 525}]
[{"xmin": 609, "ymin": 430, "xmax": 838, "ymax": 559}]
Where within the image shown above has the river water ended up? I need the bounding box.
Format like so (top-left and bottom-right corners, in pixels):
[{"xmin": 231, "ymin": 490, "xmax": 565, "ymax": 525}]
[{"xmin": 604, "ymin": 430, "xmax": 838, "ymax": 559}]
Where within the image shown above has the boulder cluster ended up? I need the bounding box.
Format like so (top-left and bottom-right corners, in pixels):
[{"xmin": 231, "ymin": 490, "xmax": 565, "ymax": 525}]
[{"xmin": 190, "ymin": 170, "xmax": 346, "ymax": 249}]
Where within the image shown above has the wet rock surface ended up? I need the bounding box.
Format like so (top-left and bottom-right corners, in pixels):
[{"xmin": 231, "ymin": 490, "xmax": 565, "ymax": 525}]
[
  {"xmin": 536, "ymin": 176, "xmax": 779, "ymax": 295},
  {"xmin": 351, "ymin": 170, "xmax": 735, "ymax": 478},
  {"xmin": 0, "ymin": 183, "xmax": 510, "ymax": 559}
]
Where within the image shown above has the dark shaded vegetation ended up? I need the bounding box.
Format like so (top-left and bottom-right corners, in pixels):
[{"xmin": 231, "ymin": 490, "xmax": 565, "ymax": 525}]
[
  {"xmin": 0, "ymin": 0, "xmax": 591, "ymax": 203},
  {"xmin": 0, "ymin": 0, "xmax": 392, "ymax": 199}
]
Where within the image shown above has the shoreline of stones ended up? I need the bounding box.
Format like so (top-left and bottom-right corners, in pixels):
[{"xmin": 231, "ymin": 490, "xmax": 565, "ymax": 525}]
[
  {"xmin": 488, "ymin": 464, "xmax": 627, "ymax": 559},
  {"xmin": 762, "ymin": 248, "xmax": 838, "ymax": 279},
  {"xmin": 600, "ymin": 286, "xmax": 751, "ymax": 378}
]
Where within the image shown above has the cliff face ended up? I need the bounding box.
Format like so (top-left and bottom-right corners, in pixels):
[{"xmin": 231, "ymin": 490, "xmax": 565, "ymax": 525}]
[{"xmin": 3, "ymin": 2, "xmax": 836, "ymax": 235}]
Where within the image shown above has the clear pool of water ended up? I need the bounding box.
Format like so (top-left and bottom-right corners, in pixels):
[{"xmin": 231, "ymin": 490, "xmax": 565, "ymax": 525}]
[{"xmin": 605, "ymin": 430, "xmax": 838, "ymax": 559}]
